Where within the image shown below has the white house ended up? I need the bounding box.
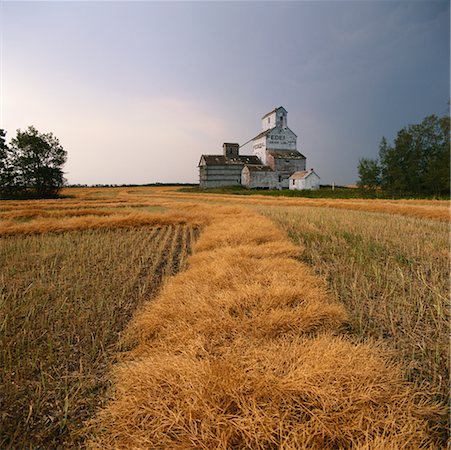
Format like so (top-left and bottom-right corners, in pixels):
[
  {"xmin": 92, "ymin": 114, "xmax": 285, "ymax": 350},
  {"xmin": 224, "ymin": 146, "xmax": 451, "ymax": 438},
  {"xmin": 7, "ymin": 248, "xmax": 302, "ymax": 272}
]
[{"xmin": 289, "ymin": 169, "xmax": 320, "ymax": 190}]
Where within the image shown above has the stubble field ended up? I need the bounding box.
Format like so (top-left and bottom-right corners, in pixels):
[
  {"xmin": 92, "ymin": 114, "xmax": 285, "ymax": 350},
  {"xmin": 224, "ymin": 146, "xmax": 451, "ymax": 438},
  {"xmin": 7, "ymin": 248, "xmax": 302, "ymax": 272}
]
[
  {"xmin": 260, "ymin": 207, "xmax": 449, "ymax": 399},
  {"xmin": 0, "ymin": 186, "xmax": 449, "ymax": 448}
]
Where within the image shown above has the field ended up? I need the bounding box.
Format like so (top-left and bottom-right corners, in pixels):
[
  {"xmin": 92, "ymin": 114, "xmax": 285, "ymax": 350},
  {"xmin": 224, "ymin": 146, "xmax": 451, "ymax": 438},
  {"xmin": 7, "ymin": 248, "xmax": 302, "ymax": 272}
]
[
  {"xmin": 0, "ymin": 187, "xmax": 449, "ymax": 448},
  {"xmin": 260, "ymin": 207, "xmax": 449, "ymax": 399},
  {"xmin": 0, "ymin": 190, "xmax": 201, "ymax": 448},
  {"xmin": 181, "ymin": 185, "xmax": 451, "ymax": 200}
]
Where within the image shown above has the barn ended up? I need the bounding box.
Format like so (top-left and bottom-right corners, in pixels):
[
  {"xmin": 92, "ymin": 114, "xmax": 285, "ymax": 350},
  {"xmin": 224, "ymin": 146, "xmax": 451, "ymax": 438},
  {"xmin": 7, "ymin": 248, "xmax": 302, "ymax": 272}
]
[{"xmin": 198, "ymin": 143, "xmax": 261, "ymax": 188}]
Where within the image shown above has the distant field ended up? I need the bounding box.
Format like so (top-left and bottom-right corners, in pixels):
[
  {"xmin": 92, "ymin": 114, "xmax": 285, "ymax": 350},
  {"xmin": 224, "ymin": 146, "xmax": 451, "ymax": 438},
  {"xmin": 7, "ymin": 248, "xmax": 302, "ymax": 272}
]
[
  {"xmin": 180, "ymin": 185, "xmax": 451, "ymax": 200},
  {"xmin": 0, "ymin": 187, "xmax": 449, "ymax": 448}
]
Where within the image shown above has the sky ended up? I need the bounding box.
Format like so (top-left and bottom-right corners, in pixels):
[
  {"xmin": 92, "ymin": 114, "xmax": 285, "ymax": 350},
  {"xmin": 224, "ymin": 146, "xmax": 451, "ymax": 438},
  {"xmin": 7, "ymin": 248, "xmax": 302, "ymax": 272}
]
[{"xmin": 1, "ymin": 0, "xmax": 449, "ymax": 186}]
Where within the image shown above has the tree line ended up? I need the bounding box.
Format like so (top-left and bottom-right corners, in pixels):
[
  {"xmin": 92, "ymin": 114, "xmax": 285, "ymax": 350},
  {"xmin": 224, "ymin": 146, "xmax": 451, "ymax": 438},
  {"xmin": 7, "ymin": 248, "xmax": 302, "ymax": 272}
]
[
  {"xmin": 358, "ymin": 114, "xmax": 450, "ymax": 197},
  {"xmin": 0, "ymin": 126, "xmax": 67, "ymax": 199}
]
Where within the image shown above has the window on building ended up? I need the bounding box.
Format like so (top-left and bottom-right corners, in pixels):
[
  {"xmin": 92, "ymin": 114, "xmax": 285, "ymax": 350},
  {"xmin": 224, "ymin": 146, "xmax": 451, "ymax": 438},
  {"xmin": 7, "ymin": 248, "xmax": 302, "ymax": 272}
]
[{"xmin": 268, "ymin": 118, "xmax": 270, "ymax": 123}]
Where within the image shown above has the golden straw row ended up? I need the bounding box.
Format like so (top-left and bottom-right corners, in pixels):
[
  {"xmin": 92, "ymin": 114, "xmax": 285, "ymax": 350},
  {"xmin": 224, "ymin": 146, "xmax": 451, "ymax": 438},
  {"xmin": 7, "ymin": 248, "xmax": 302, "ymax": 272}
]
[
  {"xmin": 0, "ymin": 210, "xmax": 208, "ymax": 236},
  {"xmin": 86, "ymin": 205, "xmax": 445, "ymax": 449}
]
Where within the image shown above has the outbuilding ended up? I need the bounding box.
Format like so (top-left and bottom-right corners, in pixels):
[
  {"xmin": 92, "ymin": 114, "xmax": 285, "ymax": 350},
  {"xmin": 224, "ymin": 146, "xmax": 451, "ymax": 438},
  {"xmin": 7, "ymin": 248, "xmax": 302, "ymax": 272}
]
[
  {"xmin": 289, "ymin": 169, "xmax": 320, "ymax": 190},
  {"xmin": 241, "ymin": 165, "xmax": 279, "ymax": 189},
  {"xmin": 198, "ymin": 143, "xmax": 261, "ymax": 188},
  {"xmin": 266, "ymin": 150, "xmax": 306, "ymax": 188}
]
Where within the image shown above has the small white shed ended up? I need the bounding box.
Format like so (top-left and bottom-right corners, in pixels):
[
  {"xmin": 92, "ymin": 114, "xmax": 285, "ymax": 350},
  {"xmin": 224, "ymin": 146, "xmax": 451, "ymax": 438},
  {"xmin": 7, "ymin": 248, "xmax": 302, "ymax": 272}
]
[{"xmin": 289, "ymin": 169, "xmax": 320, "ymax": 190}]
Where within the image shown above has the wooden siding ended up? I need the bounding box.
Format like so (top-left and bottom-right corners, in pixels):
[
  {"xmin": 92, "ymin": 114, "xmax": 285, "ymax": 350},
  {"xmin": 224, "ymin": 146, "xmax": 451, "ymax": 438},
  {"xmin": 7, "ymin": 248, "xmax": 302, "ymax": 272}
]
[{"xmin": 199, "ymin": 165, "xmax": 243, "ymax": 188}]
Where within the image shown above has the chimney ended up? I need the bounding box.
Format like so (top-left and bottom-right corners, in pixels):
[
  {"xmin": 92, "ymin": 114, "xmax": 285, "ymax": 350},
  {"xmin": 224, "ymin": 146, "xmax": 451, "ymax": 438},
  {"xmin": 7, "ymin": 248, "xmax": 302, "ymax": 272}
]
[{"xmin": 223, "ymin": 143, "xmax": 239, "ymax": 159}]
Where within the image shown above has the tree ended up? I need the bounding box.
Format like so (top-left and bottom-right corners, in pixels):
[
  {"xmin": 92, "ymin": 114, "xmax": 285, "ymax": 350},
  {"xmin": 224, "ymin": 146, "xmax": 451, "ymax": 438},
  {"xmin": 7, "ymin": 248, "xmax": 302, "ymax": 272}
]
[
  {"xmin": 419, "ymin": 115, "xmax": 450, "ymax": 196},
  {"xmin": 380, "ymin": 129, "xmax": 418, "ymax": 194},
  {"xmin": 358, "ymin": 113, "xmax": 450, "ymax": 197},
  {"xmin": 0, "ymin": 126, "xmax": 67, "ymax": 198},
  {"xmin": 379, "ymin": 115, "xmax": 450, "ymax": 196},
  {"xmin": 357, "ymin": 157, "xmax": 380, "ymax": 189},
  {"xmin": 0, "ymin": 129, "xmax": 7, "ymax": 178},
  {"xmin": 0, "ymin": 129, "xmax": 16, "ymax": 195}
]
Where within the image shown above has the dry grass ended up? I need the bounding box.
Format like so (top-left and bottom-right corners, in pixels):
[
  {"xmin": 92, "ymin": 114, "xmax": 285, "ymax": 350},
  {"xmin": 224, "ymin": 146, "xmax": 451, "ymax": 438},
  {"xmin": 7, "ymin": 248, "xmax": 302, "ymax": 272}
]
[
  {"xmin": 1, "ymin": 187, "xmax": 448, "ymax": 448},
  {"xmin": 261, "ymin": 206, "xmax": 449, "ymax": 409},
  {"xmin": 0, "ymin": 225, "xmax": 198, "ymax": 448},
  {"xmin": 87, "ymin": 209, "xmax": 446, "ymax": 449},
  {"xmin": 0, "ymin": 210, "xmax": 206, "ymax": 236},
  {"xmin": 89, "ymin": 338, "xmax": 443, "ymax": 449},
  {"xmin": 106, "ymin": 186, "xmax": 450, "ymax": 222},
  {"xmin": 0, "ymin": 205, "xmax": 166, "ymax": 221},
  {"xmin": 5, "ymin": 186, "xmax": 444, "ymax": 222},
  {"xmin": 0, "ymin": 188, "xmax": 220, "ymax": 236}
]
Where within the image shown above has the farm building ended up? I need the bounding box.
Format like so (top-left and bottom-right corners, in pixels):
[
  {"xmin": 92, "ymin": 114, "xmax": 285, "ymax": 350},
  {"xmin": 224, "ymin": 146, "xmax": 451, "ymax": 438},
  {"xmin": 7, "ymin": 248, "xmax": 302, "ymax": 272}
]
[
  {"xmin": 289, "ymin": 169, "xmax": 320, "ymax": 190},
  {"xmin": 241, "ymin": 165, "xmax": 279, "ymax": 189},
  {"xmin": 265, "ymin": 150, "xmax": 307, "ymax": 189},
  {"xmin": 199, "ymin": 107, "xmax": 319, "ymax": 189},
  {"xmin": 198, "ymin": 143, "xmax": 260, "ymax": 188}
]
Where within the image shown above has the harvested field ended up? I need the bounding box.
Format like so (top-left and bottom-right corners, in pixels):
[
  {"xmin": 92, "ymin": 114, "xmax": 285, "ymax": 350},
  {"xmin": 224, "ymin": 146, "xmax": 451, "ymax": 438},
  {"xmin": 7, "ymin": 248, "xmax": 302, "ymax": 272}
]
[
  {"xmin": 86, "ymin": 208, "xmax": 447, "ymax": 449},
  {"xmin": 96, "ymin": 186, "xmax": 450, "ymax": 222},
  {"xmin": 0, "ymin": 225, "xmax": 198, "ymax": 448},
  {"xmin": 0, "ymin": 201, "xmax": 207, "ymax": 236},
  {"xmin": 56, "ymin": 186, "xmax": 450, "ymax": 222},
  {"xmin": 1, "ymin": 187, "xmax": 448, "ymax": 448},
  {"xmin": 261, "ymin": 207, "xmax": 450, "ymax": 416}
]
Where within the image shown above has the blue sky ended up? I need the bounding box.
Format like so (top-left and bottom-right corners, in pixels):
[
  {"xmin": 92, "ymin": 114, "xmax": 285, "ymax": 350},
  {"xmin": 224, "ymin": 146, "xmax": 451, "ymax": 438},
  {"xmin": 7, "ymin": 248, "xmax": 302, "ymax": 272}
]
[{"xmin": 1, "ymin": 1, "xmax": 449, "ymax": 185}]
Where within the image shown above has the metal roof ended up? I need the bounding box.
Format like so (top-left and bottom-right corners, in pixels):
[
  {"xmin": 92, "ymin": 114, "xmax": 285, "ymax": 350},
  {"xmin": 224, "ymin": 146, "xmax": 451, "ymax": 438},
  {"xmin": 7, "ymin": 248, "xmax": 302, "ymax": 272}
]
[
  {"xmin": 267, "ymin": 150, "xmax": 306, "ymax": 159},
  {"xmin": 251, "ymin": 129, "xmax": 272, "ymax": 141},
  {"xmin": 244, "ymin": 164, "xmax": 274, "ymax": 172},
  {"xmin": 252, "ymin": 126, "xmax": 298, "ymax": 142},
  {"xmin": 199, "ymin": 155, "xmax": 262, "ymax": 166},
  {"xmin": 289, "ymin": 169, "xmax": 318, "ymax": 180}
]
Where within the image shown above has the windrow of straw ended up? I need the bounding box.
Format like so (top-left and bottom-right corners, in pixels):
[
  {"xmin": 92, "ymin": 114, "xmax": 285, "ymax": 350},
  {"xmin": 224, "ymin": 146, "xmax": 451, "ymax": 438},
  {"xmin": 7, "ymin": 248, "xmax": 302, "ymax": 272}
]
[
  {"xmin": 87, "ymin": 207, "xmax": 446, "ymax": 449},
  {"xmin": 0, "ymin": 192, "xmax": 232, "ymax": 235},
  {"xmin": 0, "ymin": 202, "xmax": 151, "ymax": 214},
  {"xmin": 0, "ymin": 210, "xmax": 209, "ymax": 236}
]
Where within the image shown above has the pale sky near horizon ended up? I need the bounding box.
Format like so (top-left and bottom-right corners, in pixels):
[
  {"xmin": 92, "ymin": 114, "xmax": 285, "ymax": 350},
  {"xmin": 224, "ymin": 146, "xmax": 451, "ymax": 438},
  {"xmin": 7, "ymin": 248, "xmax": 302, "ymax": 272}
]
[{"xmin": 1, "ymin": 0, "xmax": 449, "ymax": 185}]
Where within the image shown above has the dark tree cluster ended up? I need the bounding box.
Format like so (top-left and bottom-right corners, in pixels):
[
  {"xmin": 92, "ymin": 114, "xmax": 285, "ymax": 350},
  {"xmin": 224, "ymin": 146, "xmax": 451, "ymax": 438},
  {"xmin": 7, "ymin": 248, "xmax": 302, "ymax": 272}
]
[
  {"xmin": 0, "ymin": 126, "xmax": 67, "ymax": 199},
  {"xmin": 358, "ymin": 114, "xmax": 450, "ymax": 196}
]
